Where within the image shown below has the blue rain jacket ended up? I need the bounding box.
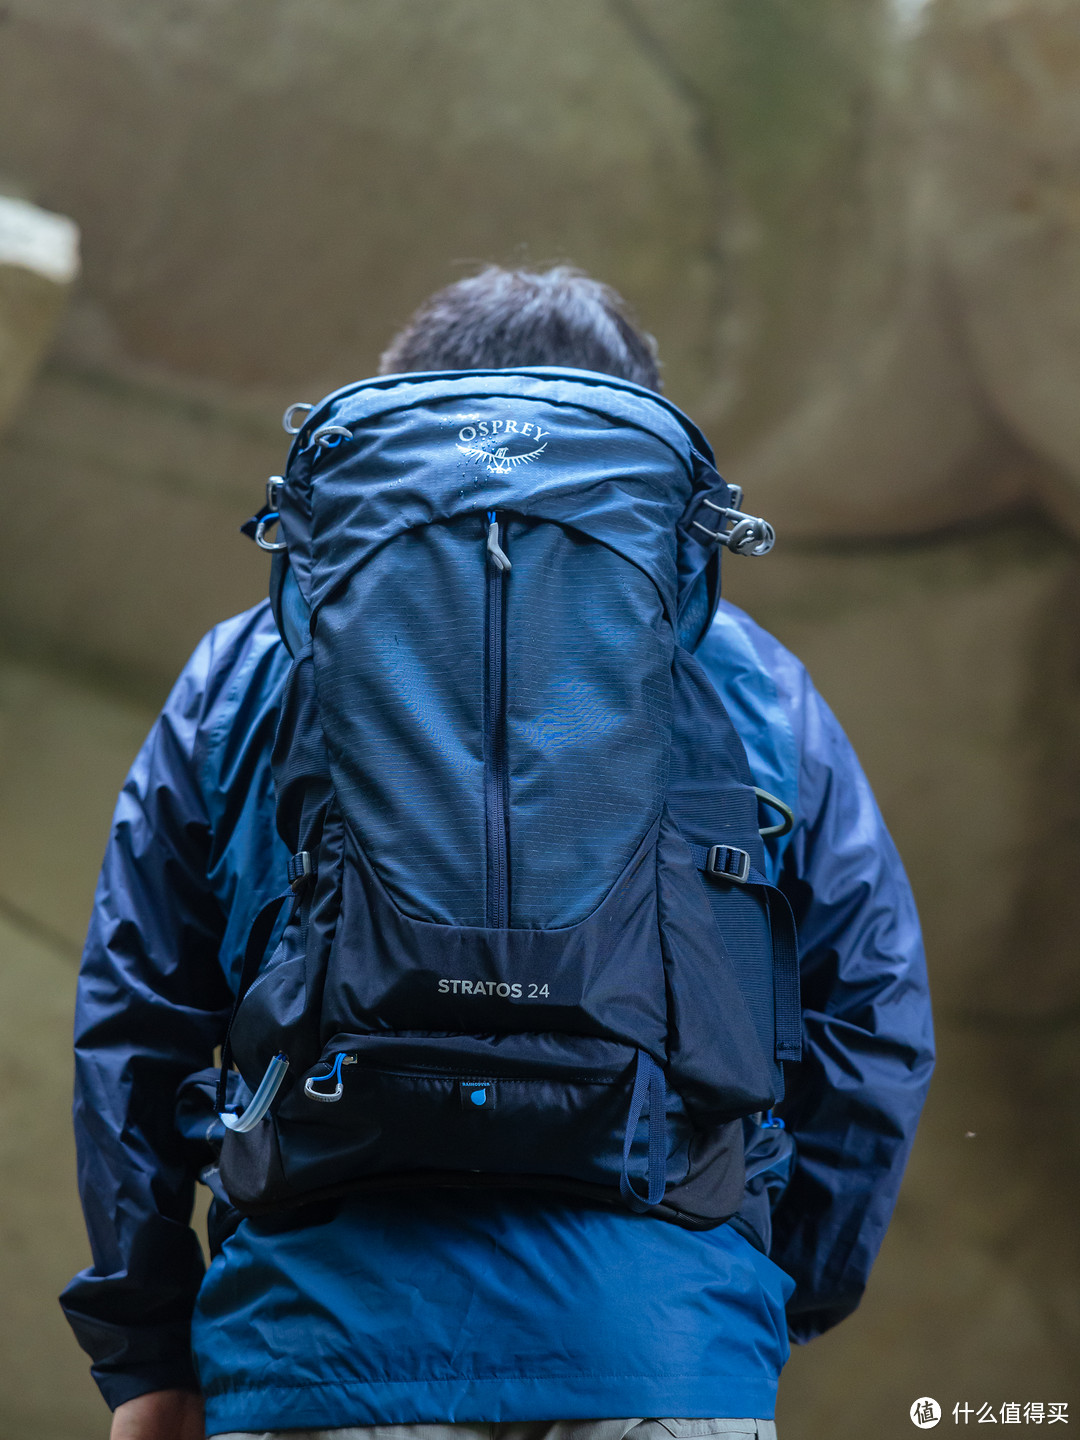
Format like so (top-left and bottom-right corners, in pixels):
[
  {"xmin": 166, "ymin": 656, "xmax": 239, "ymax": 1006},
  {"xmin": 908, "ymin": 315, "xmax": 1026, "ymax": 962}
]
[{"xmin": 61, "ymin": 597, "xmax": 933, "ymax": 1430}]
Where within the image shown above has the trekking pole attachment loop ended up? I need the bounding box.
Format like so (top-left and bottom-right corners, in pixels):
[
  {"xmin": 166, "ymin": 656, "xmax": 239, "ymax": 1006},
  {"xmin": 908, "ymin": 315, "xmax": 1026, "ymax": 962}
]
[{"xmin": 619, "ymin": 1051, "xmax": 667, "ymax": 1212}]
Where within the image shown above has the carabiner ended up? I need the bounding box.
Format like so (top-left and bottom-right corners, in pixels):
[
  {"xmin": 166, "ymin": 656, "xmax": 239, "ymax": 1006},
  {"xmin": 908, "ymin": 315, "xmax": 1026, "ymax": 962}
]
[{"xmin": 303, "ymin": 1052, "xmax": 354, "ymax": 1104}]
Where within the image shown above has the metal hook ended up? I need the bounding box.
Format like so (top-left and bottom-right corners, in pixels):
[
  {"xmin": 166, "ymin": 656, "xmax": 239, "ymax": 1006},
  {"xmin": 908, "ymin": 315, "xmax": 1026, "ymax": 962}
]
[
  {"xmin": 255, "ymin": 513, "xmax": 287, "ymax": 552},
  {"xmin": 313, "ymin": 425, "xmax": 352, "ymax": 450},
  {"xmin": 282, "ymin": 402, "xmax": 313, "ymax": 435},
  {"xmin": 303, "ymin": 1052, "xmax": 354, "ymax": 1104}
]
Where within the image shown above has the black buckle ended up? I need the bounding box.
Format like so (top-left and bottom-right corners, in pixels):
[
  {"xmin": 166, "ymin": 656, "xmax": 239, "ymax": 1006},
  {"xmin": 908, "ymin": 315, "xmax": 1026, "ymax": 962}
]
[
  {"xmin": 706, "ymin": 845, "xmax": 751, "ymax": 884},
  {"xmin": 287, "ymin": 850, "xmax": 314, "ymax": 892}
]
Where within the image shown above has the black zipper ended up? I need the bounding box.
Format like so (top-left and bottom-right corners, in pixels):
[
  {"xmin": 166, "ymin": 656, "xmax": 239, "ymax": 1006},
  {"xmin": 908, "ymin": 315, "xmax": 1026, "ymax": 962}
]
[{"xmin": 484, "ymin": 511, "xmax": 511, "ymax": 927}]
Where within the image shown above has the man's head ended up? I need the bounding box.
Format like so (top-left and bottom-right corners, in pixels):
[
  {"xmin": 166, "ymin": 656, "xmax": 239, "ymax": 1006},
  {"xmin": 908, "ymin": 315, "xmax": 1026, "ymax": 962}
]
[{"xmin": 379, "ymin": 265, "xmax": 661, "ymax": 392}]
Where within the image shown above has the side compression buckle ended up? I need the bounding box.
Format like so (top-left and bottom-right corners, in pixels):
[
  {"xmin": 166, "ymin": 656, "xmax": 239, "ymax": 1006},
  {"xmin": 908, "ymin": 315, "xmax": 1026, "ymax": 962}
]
[
  {"xmin": 683, "ymin": 485, "xmax": 775, "ymax": 557},
  {"xmin": 706, "ymin": 844, "xmax": 751, "ymax": 884},
  {"xmin": 692, "ymin": 499, "xmax": 775, "ymax": 557},
  {"xmin": 287, "ymin": 850, "xmax": 314, "ymax": 892}
]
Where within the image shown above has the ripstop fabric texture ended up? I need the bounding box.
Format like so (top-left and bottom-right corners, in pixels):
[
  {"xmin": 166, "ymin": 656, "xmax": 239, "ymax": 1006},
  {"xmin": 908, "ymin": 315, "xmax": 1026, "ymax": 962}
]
[{"xmin": 217, "ymin": 370, "xmax": 792, "ymax": 1225}]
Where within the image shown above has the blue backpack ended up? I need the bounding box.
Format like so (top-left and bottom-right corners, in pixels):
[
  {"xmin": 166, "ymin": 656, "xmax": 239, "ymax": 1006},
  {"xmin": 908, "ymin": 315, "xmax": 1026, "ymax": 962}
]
[{"xmin": 218, "ymin": 368, "xmax": 799, "ymax": 1229}]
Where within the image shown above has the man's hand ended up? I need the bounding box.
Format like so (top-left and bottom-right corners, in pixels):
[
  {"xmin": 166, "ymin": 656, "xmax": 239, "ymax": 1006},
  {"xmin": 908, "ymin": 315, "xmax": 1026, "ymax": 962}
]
[{"xmin": 110, "ymin": 1389, "xmax": 204, "ymax": 1440}]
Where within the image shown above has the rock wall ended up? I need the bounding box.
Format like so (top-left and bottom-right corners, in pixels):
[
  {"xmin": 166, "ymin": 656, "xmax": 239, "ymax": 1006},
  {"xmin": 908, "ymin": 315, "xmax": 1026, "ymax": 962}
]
[
  {"xmin": 0, "ymin": 3, "xmax": 1077, "ymax": 1437},
  {"xmin": 0, "ymin": 193, "xmax": 77, "ymax": 428}
]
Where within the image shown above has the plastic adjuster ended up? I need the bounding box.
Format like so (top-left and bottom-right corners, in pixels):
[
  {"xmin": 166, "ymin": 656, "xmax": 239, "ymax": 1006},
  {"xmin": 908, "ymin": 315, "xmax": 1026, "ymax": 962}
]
[
  {"xmin": 706, "ymin": 844, "xmax": 751, "ymax": 884},
  {"xmin": 287, "ymin": 850, "xmax": 314, "ymax": 892}
]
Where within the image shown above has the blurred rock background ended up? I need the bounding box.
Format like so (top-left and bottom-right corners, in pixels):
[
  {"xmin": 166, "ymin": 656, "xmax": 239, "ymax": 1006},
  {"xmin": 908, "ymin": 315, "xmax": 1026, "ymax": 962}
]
[{"xmin": 1, "ymin": 1, "xmax": 1077, "ymax": 1435}]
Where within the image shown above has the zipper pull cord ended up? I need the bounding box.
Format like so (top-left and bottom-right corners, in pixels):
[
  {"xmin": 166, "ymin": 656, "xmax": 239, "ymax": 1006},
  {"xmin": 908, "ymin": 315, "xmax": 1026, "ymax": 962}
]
[{"xmin": 486, "ymin": 510, "xmax": 512, "ymax": 572}]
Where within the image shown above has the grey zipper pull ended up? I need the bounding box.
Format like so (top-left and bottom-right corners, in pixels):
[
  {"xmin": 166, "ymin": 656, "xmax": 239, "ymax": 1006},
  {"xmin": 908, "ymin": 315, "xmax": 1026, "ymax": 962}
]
[{"xmin": 486, "ymin": 511, "xmax": 511, "ymax": 572}]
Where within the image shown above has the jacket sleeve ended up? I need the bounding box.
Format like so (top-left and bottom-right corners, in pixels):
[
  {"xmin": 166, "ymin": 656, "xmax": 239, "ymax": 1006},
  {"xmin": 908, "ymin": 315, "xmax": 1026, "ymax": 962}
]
[
  {"xmin": 60, "ymin": 634, "xmax": 234, "ymax": 1409},
  {"xmin": 769, "ymin": 663, "xmax": 935, "ymax": 1342}
]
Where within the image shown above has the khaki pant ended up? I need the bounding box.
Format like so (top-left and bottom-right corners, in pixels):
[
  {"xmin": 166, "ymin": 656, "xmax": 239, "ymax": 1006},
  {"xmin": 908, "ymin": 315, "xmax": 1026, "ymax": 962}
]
[{"xmin": 212, "ymin": 1419, "xmax": 778, "ymax": 1440}]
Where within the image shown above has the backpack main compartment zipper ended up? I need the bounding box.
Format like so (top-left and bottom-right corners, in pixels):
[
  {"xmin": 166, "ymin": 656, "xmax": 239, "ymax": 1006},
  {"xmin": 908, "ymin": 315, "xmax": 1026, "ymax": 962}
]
[{"xmin": 484, "ymin": 511, "xmax": 510, "ymax": 927}]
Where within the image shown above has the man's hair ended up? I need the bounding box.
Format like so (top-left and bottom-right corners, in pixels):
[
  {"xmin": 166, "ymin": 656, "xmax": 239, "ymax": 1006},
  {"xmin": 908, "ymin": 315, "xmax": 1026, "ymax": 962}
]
[{"xmin": 379, "ymin": 265, "xmax": 661, "ymax": 391}]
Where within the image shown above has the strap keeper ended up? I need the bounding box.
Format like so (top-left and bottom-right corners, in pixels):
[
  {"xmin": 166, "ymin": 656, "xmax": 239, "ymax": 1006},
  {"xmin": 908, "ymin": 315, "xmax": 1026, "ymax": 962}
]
[
  {"xmin": 287, "ymin": 850, "xmax": 314, "ymax": 892},
  {"xmin": 706, "ymin": 844, "xmax": 751, "ymax": 884}
]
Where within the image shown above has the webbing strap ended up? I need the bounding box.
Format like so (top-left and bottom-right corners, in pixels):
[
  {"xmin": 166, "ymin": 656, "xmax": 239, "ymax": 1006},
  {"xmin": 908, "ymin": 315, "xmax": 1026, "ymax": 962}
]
[
  {"xmin": 619, "ymin": 1051, "xmax": 668, "ymax": 1213},
  {"xmin": 690, "ymin": 848, "xmax": 803, "ymax": 1064},
  {"xmin": 762, "ymin": 881, "xmax": 802, "ymax": 1063},
  {"xmin": 215, "ymin": 891, "xmax": 292, "ymax": 1114}
]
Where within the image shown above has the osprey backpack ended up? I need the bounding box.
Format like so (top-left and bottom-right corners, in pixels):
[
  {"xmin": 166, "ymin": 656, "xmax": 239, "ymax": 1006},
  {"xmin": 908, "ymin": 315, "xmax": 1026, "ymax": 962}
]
[{"xmin": 217, "ymin": 367, "xmax": 800, "ymax": 1230}]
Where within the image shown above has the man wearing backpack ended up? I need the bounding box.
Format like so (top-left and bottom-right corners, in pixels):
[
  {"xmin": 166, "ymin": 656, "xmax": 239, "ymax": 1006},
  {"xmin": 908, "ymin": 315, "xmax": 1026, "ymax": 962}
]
[{"xmin": 62, "ymin": 267, "xmax": 934, "ymax": 1440}]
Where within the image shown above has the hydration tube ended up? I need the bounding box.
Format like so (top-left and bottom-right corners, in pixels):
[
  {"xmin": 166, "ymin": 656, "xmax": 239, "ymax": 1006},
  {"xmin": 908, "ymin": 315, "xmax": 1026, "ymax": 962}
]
[{"xmin": 219, "ymin": 1053, "xmax": 289, "ymax": 1133}]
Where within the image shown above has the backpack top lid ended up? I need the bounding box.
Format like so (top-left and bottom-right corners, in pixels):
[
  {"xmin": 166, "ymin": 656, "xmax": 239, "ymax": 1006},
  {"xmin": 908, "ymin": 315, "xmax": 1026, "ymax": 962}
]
[{"xmin": 273, "ymin": 367, "xmax": 732, "ymax": 648}]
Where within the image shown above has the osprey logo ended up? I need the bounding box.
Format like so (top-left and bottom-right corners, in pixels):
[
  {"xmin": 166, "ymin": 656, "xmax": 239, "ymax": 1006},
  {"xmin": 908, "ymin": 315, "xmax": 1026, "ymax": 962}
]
[{"xmin": 457, "ymin": 418, "xmax": 550, "ymax": 474}]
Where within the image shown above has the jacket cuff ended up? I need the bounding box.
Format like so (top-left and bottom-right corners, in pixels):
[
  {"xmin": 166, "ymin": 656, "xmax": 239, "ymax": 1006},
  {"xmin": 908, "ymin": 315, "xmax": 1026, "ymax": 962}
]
[{"xmin": 92, "ymin": 1357, "xmax": 201, "ymax": 1412}]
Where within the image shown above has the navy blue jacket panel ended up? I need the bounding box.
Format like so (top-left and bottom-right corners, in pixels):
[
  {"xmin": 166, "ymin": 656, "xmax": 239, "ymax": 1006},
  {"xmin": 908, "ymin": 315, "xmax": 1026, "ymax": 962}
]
[{"xmin": 61, "ymin": 599, "xmax": 933, "ymax": 1422}]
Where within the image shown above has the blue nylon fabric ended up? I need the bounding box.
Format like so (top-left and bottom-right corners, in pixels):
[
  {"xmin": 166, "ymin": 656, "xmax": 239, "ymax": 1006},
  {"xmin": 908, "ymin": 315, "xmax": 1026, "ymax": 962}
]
[
  {"xmin": 193, "ymin": 1191, "xmax": 789, "ymax": 1430},
  {"xmin": 316, "ymin": 518, "xmax": 489, "ymax": 925},
  {"xmin": 504, "ymin": 521, "xmax": 673, "ymax": 928},
  {"xmin": 279, "ymin": 371, "xmax": 704, "ymax": 619},
  {"xmin": 695, "ymin": 610, "xmax": 798, "ymax": 888},
  {"xmin": 313, "ymin": 515, "xmax": 673, "ymax": 930},
  {"xmin": 288, "ymin": 370, "xmax": 710, "ymax": 937},
  {"xmin": 61, "ymin": 596, "xmax": 933, "ymax": 1422}
]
